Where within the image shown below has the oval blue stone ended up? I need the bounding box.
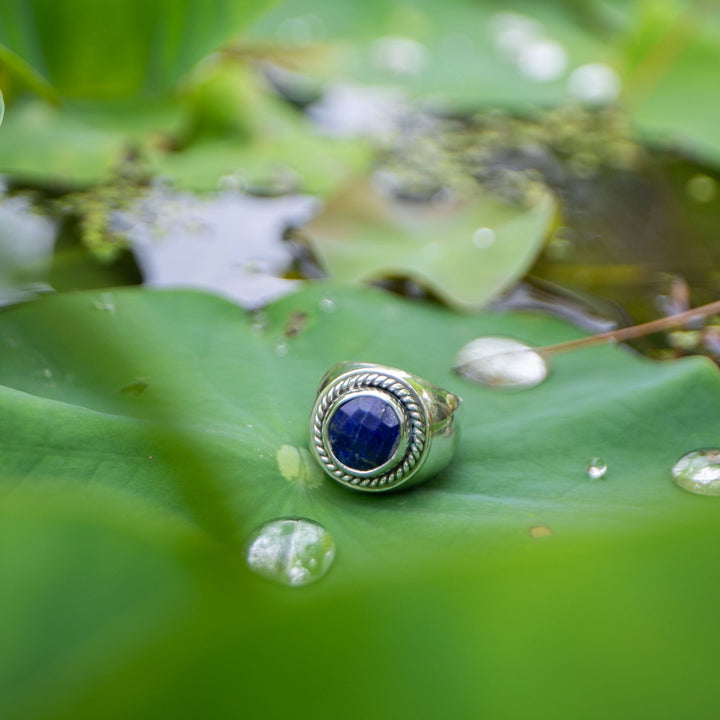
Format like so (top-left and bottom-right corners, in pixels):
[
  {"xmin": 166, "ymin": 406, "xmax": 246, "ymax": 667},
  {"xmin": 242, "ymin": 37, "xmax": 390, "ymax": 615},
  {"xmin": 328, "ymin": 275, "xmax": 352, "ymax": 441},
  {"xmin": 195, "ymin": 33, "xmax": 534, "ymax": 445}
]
[{"xmin": 328, "ymin": 395, "xmax": 401, "ymax": 471}]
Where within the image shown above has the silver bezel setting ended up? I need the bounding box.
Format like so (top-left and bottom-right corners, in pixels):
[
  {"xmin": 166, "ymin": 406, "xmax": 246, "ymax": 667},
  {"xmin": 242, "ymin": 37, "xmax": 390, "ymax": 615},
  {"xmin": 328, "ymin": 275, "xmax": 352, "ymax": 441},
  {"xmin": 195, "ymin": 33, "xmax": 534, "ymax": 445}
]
[
  {"xmin": 322, "ymin": 389, "xmax": 410, "ymax": 478},
  {"xmin": 311, "ymin": 370, "xmax": 429, "ymax": 491}
]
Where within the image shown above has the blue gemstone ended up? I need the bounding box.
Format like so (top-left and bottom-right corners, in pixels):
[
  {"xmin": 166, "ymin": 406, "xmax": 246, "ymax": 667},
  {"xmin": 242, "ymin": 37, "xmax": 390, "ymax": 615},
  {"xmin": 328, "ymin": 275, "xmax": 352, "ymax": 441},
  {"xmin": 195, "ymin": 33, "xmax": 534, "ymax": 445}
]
[{"xmin": 328, "ymin": 395, "xmax": 402, "ymax": 471}]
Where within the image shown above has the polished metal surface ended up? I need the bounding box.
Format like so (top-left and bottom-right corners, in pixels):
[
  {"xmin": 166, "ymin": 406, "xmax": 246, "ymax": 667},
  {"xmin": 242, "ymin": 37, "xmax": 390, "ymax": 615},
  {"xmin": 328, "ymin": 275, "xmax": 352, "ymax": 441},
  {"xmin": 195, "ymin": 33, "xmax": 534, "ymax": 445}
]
[{"xmin": 310, "ymin": 362, "xmax": 461, "ymax": 493}]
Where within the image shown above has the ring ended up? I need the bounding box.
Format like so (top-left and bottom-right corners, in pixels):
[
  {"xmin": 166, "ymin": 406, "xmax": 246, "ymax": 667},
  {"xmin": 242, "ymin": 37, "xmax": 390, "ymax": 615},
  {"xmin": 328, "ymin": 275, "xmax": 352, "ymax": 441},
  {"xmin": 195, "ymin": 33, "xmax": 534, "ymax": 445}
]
[{"xmin": 309, "ymin": 362, "xmax": 461, "ymax": 492}]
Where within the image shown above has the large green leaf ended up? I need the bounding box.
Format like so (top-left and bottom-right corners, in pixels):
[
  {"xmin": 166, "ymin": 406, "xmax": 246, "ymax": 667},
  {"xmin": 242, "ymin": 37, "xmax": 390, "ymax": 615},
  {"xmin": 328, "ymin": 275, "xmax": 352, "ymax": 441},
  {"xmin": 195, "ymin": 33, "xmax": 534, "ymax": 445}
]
[
  {"xmin": 0, "ymin": 283, "xmax": 718, "ymax": 551},
  {"xmin": 0, "ymin": 0, "xmax": 274, "ymax": 98},
  {"xmin": 2, "ymin": 283, "xmax": 720, "ymax": 718},
  {"xmin": 304, "ymin": 183, "xmax": 556, "ymax": 309}
]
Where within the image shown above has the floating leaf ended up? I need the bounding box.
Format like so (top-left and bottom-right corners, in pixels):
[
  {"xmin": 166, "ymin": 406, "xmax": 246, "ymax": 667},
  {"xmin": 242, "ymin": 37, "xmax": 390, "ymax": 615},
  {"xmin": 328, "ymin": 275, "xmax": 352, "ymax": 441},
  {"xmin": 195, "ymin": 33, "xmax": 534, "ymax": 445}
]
[
  {"xmin": 304, "ymin": 183, "xmax": 555, "ymax": 309},
  {"xmin": 0, "ymin": 192, "xmax": 57, "ymax": 305},
  {"xmin": 0, "ymin": 100, "xmax": 145, "ymax": 186},
  {"xmin": 1, "ymin": 282, "xmax": 720, "ymax": 716},
  {"xmin": 0, "ymin": 282, "xmax": 719, "ymax": 551}
]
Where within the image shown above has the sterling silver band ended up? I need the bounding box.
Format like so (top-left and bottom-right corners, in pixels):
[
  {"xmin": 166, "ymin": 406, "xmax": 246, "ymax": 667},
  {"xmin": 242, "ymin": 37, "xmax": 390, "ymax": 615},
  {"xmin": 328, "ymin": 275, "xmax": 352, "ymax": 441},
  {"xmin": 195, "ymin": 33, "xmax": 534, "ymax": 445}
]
[{"xmin": 309, "ymin": 362, "xmax": 461, "ymax": 493}]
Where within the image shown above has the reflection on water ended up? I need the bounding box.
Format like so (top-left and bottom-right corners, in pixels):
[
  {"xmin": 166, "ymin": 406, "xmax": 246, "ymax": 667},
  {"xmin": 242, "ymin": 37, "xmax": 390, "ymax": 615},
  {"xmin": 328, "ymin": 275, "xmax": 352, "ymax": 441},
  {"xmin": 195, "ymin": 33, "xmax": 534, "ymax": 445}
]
[
  {"xmin": 0, "ymin": 187, "xmax": 57, "ymax": 306},
  {"xmin": 121, "ymin": 186, "xmax": 318, "ymax": 310}
]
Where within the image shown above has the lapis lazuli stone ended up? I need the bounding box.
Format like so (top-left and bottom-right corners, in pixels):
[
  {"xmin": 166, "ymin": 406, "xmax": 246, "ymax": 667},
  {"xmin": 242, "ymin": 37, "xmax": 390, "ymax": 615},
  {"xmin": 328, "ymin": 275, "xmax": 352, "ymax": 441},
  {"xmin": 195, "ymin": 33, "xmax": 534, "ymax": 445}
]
[{"xmin": 328, "ymin": 395, "xmax": 401, "ymax": 471}]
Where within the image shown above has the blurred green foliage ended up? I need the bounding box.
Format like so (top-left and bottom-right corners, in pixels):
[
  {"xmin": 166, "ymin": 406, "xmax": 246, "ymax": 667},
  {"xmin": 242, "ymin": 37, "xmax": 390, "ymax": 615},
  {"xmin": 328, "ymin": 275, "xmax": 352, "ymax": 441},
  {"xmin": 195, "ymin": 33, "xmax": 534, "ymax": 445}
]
[
  {"xmin": 0, "ymin": 0, "xmax": 270, "ymax": 97},
  {"xmin": 2, "ymin": 283, "xmax": 720, "ymax": 718},
  {"xmin": 2, "ymin": 1, "xmax": 720, "ymax": 718}
]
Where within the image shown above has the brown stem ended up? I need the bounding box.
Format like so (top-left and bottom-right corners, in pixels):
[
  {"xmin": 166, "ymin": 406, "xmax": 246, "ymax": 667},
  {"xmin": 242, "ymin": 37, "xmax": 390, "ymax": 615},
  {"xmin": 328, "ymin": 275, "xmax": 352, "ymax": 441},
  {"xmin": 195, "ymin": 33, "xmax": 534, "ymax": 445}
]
[{"xmin": 538, "ymin": 299, "xmax": 720, "ymax": 357}]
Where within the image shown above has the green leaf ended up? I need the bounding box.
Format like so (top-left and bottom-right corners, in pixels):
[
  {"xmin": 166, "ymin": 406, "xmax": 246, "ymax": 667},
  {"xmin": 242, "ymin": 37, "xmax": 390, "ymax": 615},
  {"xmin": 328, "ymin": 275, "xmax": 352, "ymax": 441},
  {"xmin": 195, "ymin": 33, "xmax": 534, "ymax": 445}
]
[
  {"xmin": 0, "ymin": 0, "xmax": 275, "ymax": 98},
  {"xmin": 248, "ymin": 0, "xmax": 618, "ymax": 109},
  {"xmin": 148, "ymin": 62, "xmax": 370, "ymax": 194},
  {"xmin": 0, "ymin": 282, "xmax": 718, "ymax": 552},
  {"xmin": 304, "ymin": 183, "xmax": 556, "ymax": 309},
  {"xmin": 0, "ymin": 100, "xmax": 138, "ymax": 186},
  {"xmin": 2, "ymin": 283, "xmax": 720, "ymax": 718},
  {"xmin": 621, "ymin": 3, "xmax": 720, "ymax": 165}
]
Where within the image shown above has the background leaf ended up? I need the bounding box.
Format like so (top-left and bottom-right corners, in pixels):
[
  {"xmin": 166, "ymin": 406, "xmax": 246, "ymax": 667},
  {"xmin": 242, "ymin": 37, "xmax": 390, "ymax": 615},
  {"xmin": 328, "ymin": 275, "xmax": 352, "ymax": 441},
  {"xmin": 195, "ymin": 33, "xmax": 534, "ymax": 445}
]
[
  {"xmin": 304, "ymin": 183, "xmax": 556, "ymax": 309},
  {"xmin": 0, "ymin": 0, "xmax": 275, "ymax": 98}
]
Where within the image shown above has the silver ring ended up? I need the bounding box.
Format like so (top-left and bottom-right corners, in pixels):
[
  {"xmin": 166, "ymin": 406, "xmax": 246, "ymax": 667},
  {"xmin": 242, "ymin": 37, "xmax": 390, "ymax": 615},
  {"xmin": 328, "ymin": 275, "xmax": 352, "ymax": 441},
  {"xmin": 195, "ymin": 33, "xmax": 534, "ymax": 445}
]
[{"xmin": 309, "ymin": 362, "xmax": 461, "ymax": 492}]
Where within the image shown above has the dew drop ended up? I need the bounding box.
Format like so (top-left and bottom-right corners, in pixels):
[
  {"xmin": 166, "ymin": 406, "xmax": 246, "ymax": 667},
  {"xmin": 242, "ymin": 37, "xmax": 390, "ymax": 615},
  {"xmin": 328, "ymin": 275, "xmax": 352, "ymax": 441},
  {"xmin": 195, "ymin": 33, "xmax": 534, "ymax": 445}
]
[
  {"xmin": 586, "ymin": 457, "xmax": 607, "ymax": 479},
  {"xmin": 250, "ymin": 311, "xmax": 268, "ymax": 334},
  {"xmin": 567, "ymin": 63, "xmax": 620, "ymax": 105},
  {"xmin": 672, "ymin": 449, "xmax": 720, "ymax": 496},
  {"xmin": 42, "ymin": 368, "xmax": 52, "ymax": 379},
  {"xmin": 472, "ymin": 227, "xmax": 495, "ymax": 249},
  {"xmin": 319, "ymin": 297, "xmax": 337, "ymax": 313},
  {"xmin": 92, "ymin": 293, "xmax": 116, "ymax": 313},
  {"xmin": 517, "ymin": 39, "xmax": 568, "ymax": 82},
  {"xmin": 455, "ymin": 336, "xmax": 548, "ymax": 389},
  {"xmin": 245, "ymin": 518, "xmax": 336, "ymax": 587},
  {"xmin": 371, "ymin": 36, "xmax": 428, "ymax": 77},
  {"xmin": 275, "ymin": 343, "xmax": 288, "ymax": 357}
]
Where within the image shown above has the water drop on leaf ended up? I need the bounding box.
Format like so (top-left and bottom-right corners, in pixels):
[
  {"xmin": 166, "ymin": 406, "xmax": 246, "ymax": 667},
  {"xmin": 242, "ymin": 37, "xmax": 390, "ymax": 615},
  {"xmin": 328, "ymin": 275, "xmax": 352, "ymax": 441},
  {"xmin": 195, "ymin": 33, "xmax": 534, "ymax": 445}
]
[
  {"xmin": 455, "ymin": 336, "xmax": 547, "ymax": 389},
  {"xmin": 586, "ymin": 457, "xmax": 607, "ymax": 479},
  {"xmin": 245, "ymin": 518, "xmax": 336, "ymax": 587},
  {"xmin": 672, "ymin": 449, "xmax": 720, "ymax": 496}
]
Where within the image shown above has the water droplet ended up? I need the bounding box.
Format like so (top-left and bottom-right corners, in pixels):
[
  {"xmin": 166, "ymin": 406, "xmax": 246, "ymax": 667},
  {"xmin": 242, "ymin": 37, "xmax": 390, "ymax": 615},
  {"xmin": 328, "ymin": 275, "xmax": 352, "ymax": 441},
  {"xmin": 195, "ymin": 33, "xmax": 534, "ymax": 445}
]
[
  {"xmin": 567, "ymin": 63, "xmax": 620, "ymax": 105},
  {"xmin": 275, "ymin": 343, "xmax": 288, "ymax": 357},
  {"xmin": 245, "ymin": 518, "xmax": 336, "ymax": 587},
  {"xmin": 319, "ymin": 297, "xmax": 337, "ymax": 313},
  {"xmin": 586, "ymin": 457, "xmax": 607, "ymax": 479},
  {"xmin": 455, "ymin": 336, "xmax": 548, "ymax": 389},
  {"xmin": 250, "ymin": 312, "xmax": 268, "ymax": 334},
  {"xmin": 517, "ymin": 39, "xmax": 568, "ymax": 82},
  {"xmin": 529, "ymin": 524, "xmax": 553, "ymax": 539},
  {"xmin": 42, "ymin": 368, "xmax": 52, "ymax": 379},
  {"xmin": 92, "ymin": 293, "xmax": 116, "ymax": 313},
  {"xmin": 371, "ymin": 36, "xmax": 428, "ymax": 77},
  {"xmin": 686, "ymin": 174, "xmax": 717, "ymax": 204},
  {"xmin": 490, "ymin": 12, "xmax": 543, "ymax": 58},
  {"xmin": 672, "ymin": 449, "xmax": 720, "ymax": 496},
  {"xmin": 472, "ymin": 227, "xmax": 495, "ymax": 249}
]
